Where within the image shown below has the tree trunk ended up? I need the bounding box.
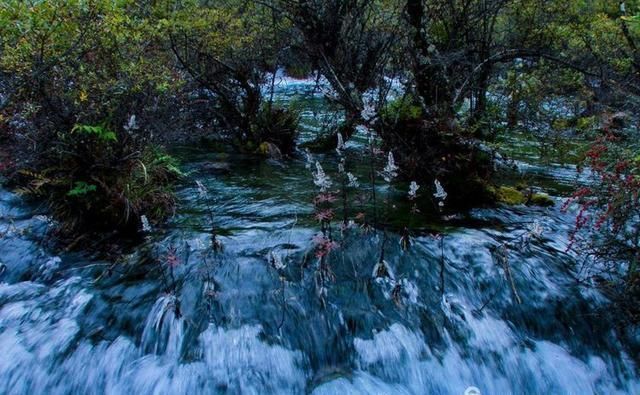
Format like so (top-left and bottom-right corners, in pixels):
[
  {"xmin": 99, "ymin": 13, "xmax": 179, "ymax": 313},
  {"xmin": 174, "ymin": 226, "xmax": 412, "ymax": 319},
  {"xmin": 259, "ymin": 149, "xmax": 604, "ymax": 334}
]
[{"xmin": 406, "ymin": 0, "xmax": 454, "ymax": 121}]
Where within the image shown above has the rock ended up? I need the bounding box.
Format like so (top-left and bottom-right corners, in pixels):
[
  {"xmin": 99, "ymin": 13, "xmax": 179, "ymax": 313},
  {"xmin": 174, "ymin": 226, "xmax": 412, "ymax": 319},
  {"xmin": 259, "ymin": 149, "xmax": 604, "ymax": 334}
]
[
  {"xmin": 258, "ymin": 142, "xmax": 282, "ymax": 160},
  {"xmin": 497, "ymin": 186, "xmax": 526, "ymax": 205},
  {"xmin": 202, "ymin": 162, "xmax": 231, "ymax": 175},
  {"xmin": 529, "ymin": 193, "xmax": 554, "ymax": 207}
]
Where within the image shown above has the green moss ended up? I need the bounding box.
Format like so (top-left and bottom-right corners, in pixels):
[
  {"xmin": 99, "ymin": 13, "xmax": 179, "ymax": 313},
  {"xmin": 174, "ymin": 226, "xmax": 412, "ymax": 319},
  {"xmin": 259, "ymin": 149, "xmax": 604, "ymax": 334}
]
[
  {"xmin": 529, "ymin": 193, "xmax": 555, "ymax": 207},
  {"xmin": 551, "ymin": 118, "xmax": 570, "ymax": 130},
  {"xmin": 497, "ymin": 186, "xmax": 526, "ymax": 205},
  {"xmin": 485, "ymin": 184, "xmax": 497, "ymax": 197},
  {"xmin": 576, "ymin": 116, "xmax": 597, "ymax": 131}
]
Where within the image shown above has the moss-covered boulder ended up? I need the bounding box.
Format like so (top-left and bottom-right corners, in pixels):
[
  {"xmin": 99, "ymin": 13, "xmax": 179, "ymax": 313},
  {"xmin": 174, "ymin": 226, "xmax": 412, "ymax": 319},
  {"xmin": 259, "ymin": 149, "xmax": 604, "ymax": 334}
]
[
  {"xmin": 496, "ymin": 186, "xmax": 526, "ymax": 205},
  {"xmin": 529, "ymin": 193, "xmax": 555, "ymax": 207}
]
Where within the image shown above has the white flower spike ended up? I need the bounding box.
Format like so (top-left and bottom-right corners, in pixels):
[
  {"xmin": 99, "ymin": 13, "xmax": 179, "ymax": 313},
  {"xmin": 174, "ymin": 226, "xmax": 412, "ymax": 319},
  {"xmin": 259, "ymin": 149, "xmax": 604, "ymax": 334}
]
[
  {"xmin": 336, "ymin": 132, "xmax": 345, "ymax": 155},
  {"xmin": 347, "ymin": 172, "xmax": 359, "ymax": 188},
  {"xmin": 408, "ymin": 181, "xmax": 420, "ymax": 200},
  {"xmin": 382, "ymin": 152, "xmax": 399, "ymax": 182},
  {"xmin": 434, "ymin": 179, "xmax": 447, "ymax": 201},
  {"xmin": 313, "ymin": 162, "xmax": 332, "ymax": 192},
  {"xmin": 140, "ymin": 215, "xmax": 152, "ymax": 233}
]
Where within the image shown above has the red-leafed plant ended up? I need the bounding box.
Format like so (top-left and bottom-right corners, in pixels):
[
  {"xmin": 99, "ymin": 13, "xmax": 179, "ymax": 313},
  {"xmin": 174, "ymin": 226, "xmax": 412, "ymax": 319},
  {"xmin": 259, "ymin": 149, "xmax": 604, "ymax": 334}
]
[{"xmin": 564, "ymin": 125, "xmax": 640, "ymax": 322}]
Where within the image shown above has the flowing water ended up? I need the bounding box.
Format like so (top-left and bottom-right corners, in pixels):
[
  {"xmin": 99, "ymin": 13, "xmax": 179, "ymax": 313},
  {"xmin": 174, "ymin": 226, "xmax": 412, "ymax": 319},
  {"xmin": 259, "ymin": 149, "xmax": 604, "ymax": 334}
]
[{"xmin": 0, "ymin": 77, "xmax": 639, "ymax": 394}]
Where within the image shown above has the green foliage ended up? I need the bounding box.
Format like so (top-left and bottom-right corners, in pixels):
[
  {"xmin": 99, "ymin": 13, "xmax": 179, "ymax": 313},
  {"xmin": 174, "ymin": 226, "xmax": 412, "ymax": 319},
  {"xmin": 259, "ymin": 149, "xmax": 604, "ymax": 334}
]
[
  {"xmin": 380, "ymin": 96, "xmax": 423, "ymax": 124},
  {"xmin": 17, "ymin": 121, "xmax": 180, "ymax": 237},
  {"xmin": 72, "ymin": 124, "xmax": 117, "ymax": 142},
  {"xmin": 0, "ymin": 0, "xmax": 181, "ymax": 135},
  {"xmin": 67, "ymin": 182, "xmax": 97, "ymax": 197}
]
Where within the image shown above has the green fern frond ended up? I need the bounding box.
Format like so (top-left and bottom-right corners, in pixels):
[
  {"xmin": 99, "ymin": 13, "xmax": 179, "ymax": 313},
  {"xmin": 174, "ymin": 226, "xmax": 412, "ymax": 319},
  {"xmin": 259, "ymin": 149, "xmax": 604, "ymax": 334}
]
[{"xmin": 72, "ymin": 124, "xmax": 117, "ymax": 142}]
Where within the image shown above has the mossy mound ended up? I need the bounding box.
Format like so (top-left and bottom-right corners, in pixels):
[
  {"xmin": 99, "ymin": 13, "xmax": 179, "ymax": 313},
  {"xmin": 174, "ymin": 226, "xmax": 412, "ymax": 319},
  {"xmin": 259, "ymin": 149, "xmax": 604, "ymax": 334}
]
[
  {"xmin": 529, "ymin": 192, "xmax": 555, "ymax": 207},
  {"xmin": 494, "ymin": 186, "xmax": 555, "ymax": 207},
  {"xmin": 496, "ymin": 186, "xmax": 526, "ymax": 205}
]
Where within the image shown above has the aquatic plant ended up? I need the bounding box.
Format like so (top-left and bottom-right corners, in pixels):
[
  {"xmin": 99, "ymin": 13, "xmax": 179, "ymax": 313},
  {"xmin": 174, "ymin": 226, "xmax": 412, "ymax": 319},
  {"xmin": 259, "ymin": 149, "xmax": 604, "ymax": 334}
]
[
  {"xmin": 195, "ymin": 180, "xmax": 222, "ymax": 252},
  {"xmin": 408, "ymin": 181, "xmax": 420, "ymax": 200},
  {"xmin": 158, "ymin": 246, "xmax": 181, "ymax": 299},
  {"xmin": 347, "ymin": 173, "xmax": 360, "ymax": 188},
  {"xmin": 312, "ymin": 162, "xmax": 332, "ymax": 192},
  {"xmin": 309, "ymin": 157, "xmax": 339, "ymax": 305},
  {"xmin": 140, "ymin": 215, "xmax": 152, "ymax": 233},
  {"xmin": 381, "ymin": 152, "xmax": 399, "ymax": 183},
  {"xmin": 433, "ymin": 179, "xmax": 448, "ymax": 209}
]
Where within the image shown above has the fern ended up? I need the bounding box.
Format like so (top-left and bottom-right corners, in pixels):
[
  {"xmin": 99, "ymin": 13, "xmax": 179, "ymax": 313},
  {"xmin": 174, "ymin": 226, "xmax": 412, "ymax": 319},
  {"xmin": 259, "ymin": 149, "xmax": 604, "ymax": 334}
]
[
  {"xmin": 72, "ymin": 124, "xmax": 117, "ymax": 142},
  {"xmin": 15, "ymin": 170, "xmax": 53, "ymax": 197},
  {"xmin": 67, "ymin": 181, "xmax": 97, "ymax": 197}
]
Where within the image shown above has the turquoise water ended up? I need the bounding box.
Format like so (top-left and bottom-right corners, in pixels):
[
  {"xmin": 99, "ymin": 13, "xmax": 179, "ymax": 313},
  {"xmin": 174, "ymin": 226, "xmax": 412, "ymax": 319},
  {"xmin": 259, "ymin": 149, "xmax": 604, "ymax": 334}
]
[{"xmin": 0, "ymin": 76, "xmax": 637, "ymax": 394}]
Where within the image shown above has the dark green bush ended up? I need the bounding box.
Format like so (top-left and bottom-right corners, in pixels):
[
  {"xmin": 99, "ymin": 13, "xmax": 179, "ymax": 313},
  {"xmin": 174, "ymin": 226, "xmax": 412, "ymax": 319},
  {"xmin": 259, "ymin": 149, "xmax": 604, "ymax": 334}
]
[
  {"xmin": 17, "ymin": 123, "xmax": 180, "ymax": 236},
  {"xmin": 377, "ymin": 96, "xmax": 496, "ymax": 209},
  {"xmin": 379, "ymin": 96, "xmax": 423, "ymax": 124},
  {"xmin": 250, "ymin": 106, "xmax": 300, "ymax": 156}
]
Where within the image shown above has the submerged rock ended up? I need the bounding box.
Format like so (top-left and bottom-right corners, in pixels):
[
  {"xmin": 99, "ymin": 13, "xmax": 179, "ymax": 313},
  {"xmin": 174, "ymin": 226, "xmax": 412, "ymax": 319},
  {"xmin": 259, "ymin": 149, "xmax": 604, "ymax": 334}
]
[{"xmin": 201, "ymin": 162, "xmax": 231, "ymax": 175}]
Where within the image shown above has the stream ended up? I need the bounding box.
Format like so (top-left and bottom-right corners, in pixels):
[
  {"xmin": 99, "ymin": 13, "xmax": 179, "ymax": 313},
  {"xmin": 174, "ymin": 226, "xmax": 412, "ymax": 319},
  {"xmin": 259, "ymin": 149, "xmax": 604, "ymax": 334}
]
[{"xmin": 0, "ymin": 76, "xmax": 639, "ymax": 395}]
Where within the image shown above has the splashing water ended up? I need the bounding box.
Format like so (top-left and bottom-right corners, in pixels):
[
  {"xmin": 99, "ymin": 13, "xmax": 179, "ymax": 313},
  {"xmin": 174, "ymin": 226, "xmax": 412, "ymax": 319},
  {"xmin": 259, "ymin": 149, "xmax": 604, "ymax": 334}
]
[{"xmin": 0, "ymin": 78, "xmax": 639, "ymax": 394}]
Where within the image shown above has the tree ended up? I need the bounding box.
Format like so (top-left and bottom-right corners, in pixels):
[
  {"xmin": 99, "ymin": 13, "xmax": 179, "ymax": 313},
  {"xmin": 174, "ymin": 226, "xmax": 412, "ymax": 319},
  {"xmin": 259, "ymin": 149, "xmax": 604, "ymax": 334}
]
[
  {"xmin": 161, "ymin": 0, "xmax": 298, "ymax": 154},
  {"xmin": 273, "ymin": 0, "xmax": 402, "ymax": 142}
]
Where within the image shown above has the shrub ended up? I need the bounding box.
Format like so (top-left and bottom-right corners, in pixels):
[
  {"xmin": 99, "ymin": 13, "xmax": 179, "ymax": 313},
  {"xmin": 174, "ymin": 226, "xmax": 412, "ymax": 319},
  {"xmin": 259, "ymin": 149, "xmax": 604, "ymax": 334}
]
[
  {"xmin": 377, "ymin": 96, "xmax": 496, "ymax": 209},
  {"xmin": 379, "ymin": 96, "xmax": 423, "ymax": 124},
  {"xmin": 251, "ymin": 106, "xmax": 299, "ymax": 156},
  {"xmin": 564, "ymin": 127, "xmax": 640, "ymax": 323},
  {"xmin": 16, "ymin": 123, "xmax": 181, "ymax": 236},
  {"xmin": 0, "ymin": 1, "xmax": 183, "ymax": 239},
  {"xmin": 163, "ymin": 1, "xmax": 292, "ymax": 152}
]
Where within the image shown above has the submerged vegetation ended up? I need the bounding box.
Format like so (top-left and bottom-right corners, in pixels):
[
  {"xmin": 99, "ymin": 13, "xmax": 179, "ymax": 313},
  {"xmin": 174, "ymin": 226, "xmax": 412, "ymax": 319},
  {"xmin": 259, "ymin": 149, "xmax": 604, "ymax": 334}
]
[{"xmin": 2, "ymin": 0, "xmax": 640, "ymax": 392}]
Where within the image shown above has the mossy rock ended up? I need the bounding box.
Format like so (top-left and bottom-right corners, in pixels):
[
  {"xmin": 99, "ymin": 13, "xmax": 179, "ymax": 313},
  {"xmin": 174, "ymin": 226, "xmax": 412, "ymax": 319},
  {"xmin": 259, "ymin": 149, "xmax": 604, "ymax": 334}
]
[
  {"xmin": 551, "ymin": 118, "xmax": 570, "ymax": 131},
  {"xmin": 529, "ymin": 193, "xmax": 554, "ymax": 207},
  {"xmin": 497, "ymin": 186, "xmax": 526, "ymax": 205},
  {"xmin": 257, "ymin": 142, "xmax": 282, "ymax": 160},
  {"xmin": 576, "ymin": 116, "xmax": 597, "ymax": 131}
]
